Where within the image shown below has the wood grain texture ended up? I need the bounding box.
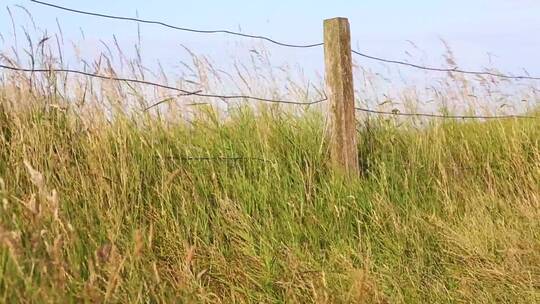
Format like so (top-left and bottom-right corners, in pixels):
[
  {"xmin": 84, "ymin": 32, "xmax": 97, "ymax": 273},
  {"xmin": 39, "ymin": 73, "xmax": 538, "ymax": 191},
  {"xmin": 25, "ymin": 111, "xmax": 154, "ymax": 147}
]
[{"xmin": 324, "ymin": 17, "xmax": 359, "ymax": 176}]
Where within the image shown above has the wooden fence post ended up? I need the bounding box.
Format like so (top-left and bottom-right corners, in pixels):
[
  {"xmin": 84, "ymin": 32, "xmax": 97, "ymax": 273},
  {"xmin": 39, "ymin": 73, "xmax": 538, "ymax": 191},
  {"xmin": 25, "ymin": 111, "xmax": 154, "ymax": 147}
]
[{"xmin": 323, "ymin": 17, "xmax": 359, "ymax": 176}]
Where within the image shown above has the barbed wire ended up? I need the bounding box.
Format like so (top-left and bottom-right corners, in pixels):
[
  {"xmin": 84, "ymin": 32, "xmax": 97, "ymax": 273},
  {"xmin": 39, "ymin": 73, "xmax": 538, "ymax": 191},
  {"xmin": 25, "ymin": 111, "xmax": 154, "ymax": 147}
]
[
  {"xmin": 351, "ymin": 51, "xmax": 540, "ymax": 81},
  {"xmin": 0, "ymin": 63, "xmax": 201, "ymax": 95},
  {"xmin": 158, "ymin": 156, "xmax": 273, "ymax": 163},
  {"xmin": 30, "ymin": 0, "xmax": 540, "ymax": 81},
  {"xmin": 1, "ymin": 64, "xmax": 534, "ymax": 120},
  {"xmin": 355, "ymin": 107, "xmax": 536, "ymax": 119},
  {"xmin": 0, "ymin": 64, "xmax": 327, "ymax": 108},
  {"xmin": 10, "ymin": 2, "xmax": 540, "ymax": 119},
  {"xmin": 145, "ymin": 93, "xmax": 326, "ymax": 110},
  {"xmin": 30, "ymin": 0, "xmax": 323, "ymax": 49}
]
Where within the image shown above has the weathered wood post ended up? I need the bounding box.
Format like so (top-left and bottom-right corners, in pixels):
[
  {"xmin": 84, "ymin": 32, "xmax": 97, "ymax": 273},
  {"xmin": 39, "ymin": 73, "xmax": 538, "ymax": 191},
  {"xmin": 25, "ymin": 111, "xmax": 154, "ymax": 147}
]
[{"xmin": 323, "ymin": 17, "xmax": 359, "ymax": 176}]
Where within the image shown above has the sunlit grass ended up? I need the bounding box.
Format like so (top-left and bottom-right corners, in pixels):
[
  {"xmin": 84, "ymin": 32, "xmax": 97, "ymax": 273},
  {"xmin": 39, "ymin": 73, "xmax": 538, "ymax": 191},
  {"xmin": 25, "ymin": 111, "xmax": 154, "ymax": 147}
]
[
  {"xmin": 0, "ymin": 95, "xmax": 538, "ymax": 302},
  {"xmin": 1, "ymin": 8, "xmax": 539, "ymax": 302}
]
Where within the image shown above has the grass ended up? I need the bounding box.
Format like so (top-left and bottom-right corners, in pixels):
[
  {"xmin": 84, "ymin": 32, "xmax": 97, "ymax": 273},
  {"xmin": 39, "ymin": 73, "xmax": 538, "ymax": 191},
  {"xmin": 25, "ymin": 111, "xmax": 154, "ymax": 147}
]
[
  {"xmin": 0, "ymin": 95, "xmax": 538, "ymax": 302},
  {"xmin": 0, "ymin": 9, "xmax": 539, "ymax": 301}
]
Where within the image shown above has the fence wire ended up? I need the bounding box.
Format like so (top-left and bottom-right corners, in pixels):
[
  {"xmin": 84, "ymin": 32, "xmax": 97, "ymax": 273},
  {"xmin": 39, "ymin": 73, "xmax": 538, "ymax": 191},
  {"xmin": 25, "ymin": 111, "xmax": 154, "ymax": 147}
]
[
  {"xmin": 0, "ymin": 1, "xmax": 535, "ymax": 120},
  {"xmin": 351, "ymin": 51, "xmax": 540, "ymax": 81},
  {"xmin": 0, "ymin": 63, "xmax": 199, "ymax": 95},
  {"xmin": 1, "ymin": 64, "xmax": 535, "ymax": 119},
  {"xmin": 0, "ymin": 64, "xmax": 327, "ymax": 109},
  {"xmin": 30, "ymin": 0, "xmax": 323, "ymax": 48},
  {"xmin": 158, "ymin": 156, "xmax": 273, "ymax": 163},
  {"xmin": 31, "ymin": 0, "xmax": 540, "ymax": 81},
  {"xmin": 354, "ymin": 107, "xmax": 536, "ymax": 119}
]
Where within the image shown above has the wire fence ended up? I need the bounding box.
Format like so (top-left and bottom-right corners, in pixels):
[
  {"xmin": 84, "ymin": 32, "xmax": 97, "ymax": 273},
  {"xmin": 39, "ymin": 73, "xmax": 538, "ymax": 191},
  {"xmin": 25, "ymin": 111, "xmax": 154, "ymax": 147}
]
[
  {"xmin": 354, "ymin": 107, "xmax": 535, "ymax": 119},
  {"xmin": 0, "ymin": 64, "xmax": 327, "ymax": 109},
  {"xmin": 29, "ymin": 0, "xmax": 540, "ymax": 81},
  {"xmin": 350, "ymin": 51, "xmax": 540, "ymax": 81},
  {"xmin": 29, "ymin": 0, "xmax": 324, "ymax": 49},
  {"xmin": 157, "ymin": 156, "xmax": 273, "ymax": 164},
  {"xmin": 0, "ymin": 0, "xmax": 536, "ymax": 121}
]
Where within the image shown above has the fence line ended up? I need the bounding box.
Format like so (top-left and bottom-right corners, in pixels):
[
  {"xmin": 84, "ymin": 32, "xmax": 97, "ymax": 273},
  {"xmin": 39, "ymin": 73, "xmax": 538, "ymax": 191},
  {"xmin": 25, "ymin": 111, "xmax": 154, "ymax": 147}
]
[
  {"xmin": 0, "ymin": 64, "xmax": 327, "ymax": 108},
  {"xmin": 354, "ymin": 107, "xmax": 536, "ymax": 119},
  {"xmin": 351, "ymin": 51, "xmax": 540, "ymax": 81},
  {"xmin": 1, "ymin": 63, "xmax": 535, "ymax": 119},
  {"xmin": 3, "ymin": 3, "xmax": 539, "ymax": 121},
  {"xmin": 30, "ymin": 0, "xmax": 323, "ymax": 48},
  {"xmin": 0, "ymin": 63, "xmax": 199, "ymax": 94},
  {"xmin": 158, "ymin": 156, "xmax": 273, "ymax": 163},
  {"xmin": 146, "ymin": 92, "xmax": 326, "ymax": 110},
  {"xmin": 31, "ymin": 0, "xmax": 540, "ymax": 81},
  {"xmin": 7, "ymin": 2, "xmax": 538, "ymax": 177}
]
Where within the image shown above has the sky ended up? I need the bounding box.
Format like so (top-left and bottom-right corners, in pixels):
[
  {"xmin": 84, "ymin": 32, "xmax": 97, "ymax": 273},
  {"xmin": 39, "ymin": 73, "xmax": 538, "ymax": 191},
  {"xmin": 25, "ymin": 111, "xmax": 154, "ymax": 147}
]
[{"xmin": 1, "ymin": 0, "xmax": 540, "ymax": 83}]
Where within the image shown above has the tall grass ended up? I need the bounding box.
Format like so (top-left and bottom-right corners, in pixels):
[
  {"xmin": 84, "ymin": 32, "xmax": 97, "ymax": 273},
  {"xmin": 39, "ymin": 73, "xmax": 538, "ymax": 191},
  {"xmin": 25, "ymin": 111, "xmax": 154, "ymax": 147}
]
[
  {"xmin": 1, "ymin": 8, "xmax": 539, "ymax": 303},
  {"xmin": 0, "ymin": 91, "xmax": 538, "ymax": 302}
]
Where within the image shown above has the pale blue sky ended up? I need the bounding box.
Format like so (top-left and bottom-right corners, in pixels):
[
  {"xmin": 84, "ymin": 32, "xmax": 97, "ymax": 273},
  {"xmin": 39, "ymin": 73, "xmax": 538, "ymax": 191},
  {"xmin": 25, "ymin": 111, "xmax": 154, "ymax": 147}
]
[{"xmin": 2, "ymin": 0, "xmax": 540, "ymax": 79}]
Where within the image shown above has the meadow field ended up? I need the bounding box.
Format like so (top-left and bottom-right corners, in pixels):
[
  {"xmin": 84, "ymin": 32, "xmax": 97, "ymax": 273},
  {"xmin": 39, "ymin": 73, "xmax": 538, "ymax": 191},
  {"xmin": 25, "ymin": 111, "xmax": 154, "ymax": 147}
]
[
  {"xmin": 0, "ymin": 8, "xmax": 539, "ymax": 303},
  {"xmin": 0, "ymin": 75, "xmax": 539, "ymax": 303}
]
